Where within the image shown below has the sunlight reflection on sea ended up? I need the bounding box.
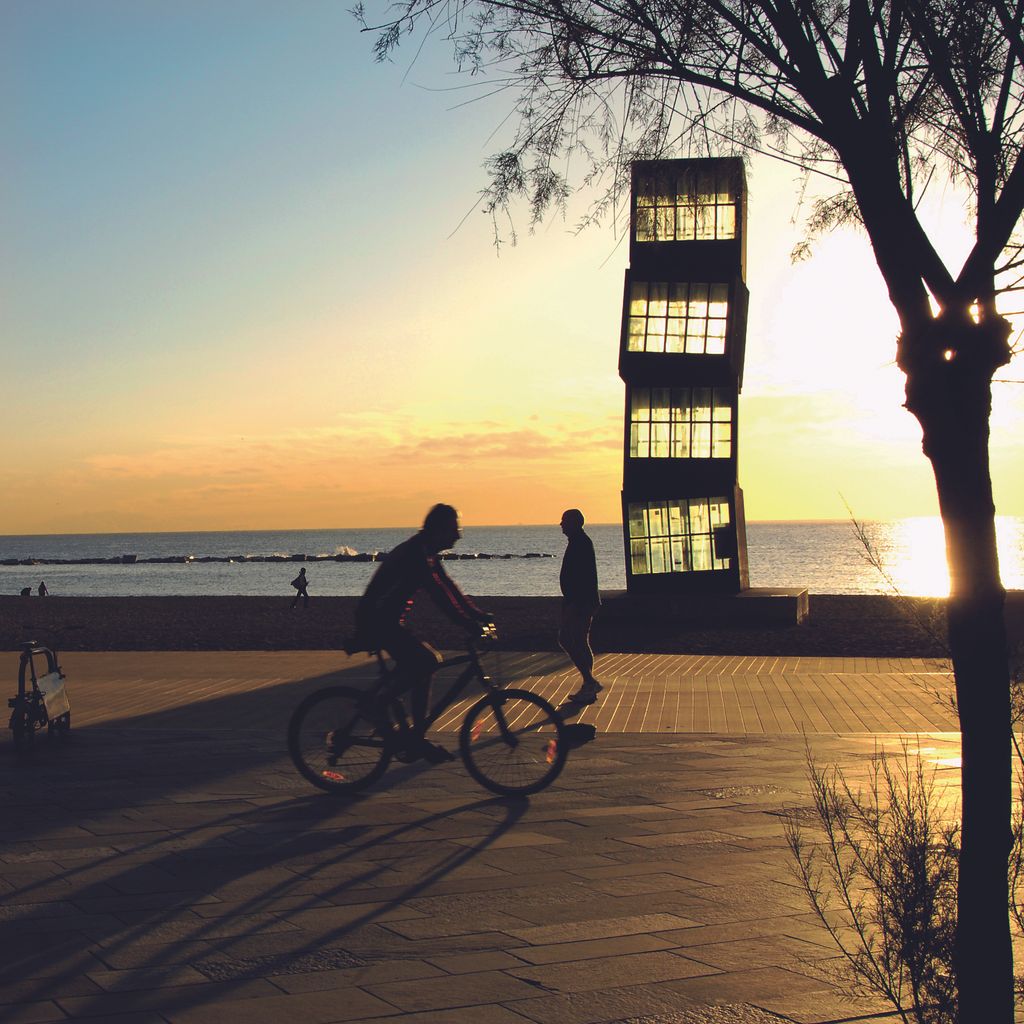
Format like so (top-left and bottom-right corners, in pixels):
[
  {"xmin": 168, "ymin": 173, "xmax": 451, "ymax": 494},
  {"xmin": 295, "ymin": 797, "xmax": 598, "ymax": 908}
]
[
  {"xmin": 865, "ymin": 516, "xmax": 1023, "ymax": 598},
  {"xmin": 749, "ymin": 516, "xmax": 1024, "ymax": 597}
]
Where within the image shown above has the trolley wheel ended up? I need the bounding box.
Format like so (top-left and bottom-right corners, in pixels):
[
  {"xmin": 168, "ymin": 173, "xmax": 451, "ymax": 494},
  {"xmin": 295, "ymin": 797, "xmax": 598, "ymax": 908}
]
[
  {"xmin": 10, "ymin": 699, "xmax": 45, "ymax": 752},
  {"xmin": 11, "ymin": 714, "xmax": 31, "ymax": 752},
  {"xmin": 288, "ymin": 686, "xmax": 390, "ymax": 794},
  {"xmin": 48, "ymin": 712, "xmax": 72, "ymax": 740},
  {"xmin": 459, "ymin": 688, "xmax": 567, "ymax": 797}
]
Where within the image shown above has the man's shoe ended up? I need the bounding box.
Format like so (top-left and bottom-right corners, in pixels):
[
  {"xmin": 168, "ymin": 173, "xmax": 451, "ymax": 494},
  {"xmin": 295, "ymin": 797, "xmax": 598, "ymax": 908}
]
[{"xmin": 567, "ymin": 681, "xmax": 604, "ymax": 705}]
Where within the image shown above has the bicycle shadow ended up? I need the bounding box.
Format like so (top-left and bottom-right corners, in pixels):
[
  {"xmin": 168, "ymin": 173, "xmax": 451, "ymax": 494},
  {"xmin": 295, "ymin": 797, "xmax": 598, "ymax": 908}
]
[
  {"xmin": 0, "ymin": 656, "xmax": 575, "ymax": 1018},
  {"xmin": 4, "ymin": 798, "xmax": 534, "ymax": 1016}
]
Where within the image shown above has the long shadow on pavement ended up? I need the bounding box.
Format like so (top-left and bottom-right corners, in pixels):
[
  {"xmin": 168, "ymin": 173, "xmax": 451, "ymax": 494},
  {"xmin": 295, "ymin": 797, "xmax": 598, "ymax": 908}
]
[{"xmin": 0, "ymin": 661, "xmax": 539, "ymax": 1019}]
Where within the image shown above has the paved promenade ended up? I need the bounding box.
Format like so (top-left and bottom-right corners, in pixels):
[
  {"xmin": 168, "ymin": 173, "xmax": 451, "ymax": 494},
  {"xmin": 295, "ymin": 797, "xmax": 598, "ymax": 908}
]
[{"xmin": 2, "ymin": 649, "xmax": 962, "ymax": 1024}]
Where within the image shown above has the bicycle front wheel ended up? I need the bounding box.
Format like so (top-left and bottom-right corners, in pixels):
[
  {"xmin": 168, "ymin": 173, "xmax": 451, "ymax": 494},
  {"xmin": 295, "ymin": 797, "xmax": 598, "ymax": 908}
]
[
  {"xmin": 288, "ymin": 686, "xmax": 390, "ymax": 794},
  {"xmin": 459, "ymin": 689, "xmax": 567, "ymax": 796}
]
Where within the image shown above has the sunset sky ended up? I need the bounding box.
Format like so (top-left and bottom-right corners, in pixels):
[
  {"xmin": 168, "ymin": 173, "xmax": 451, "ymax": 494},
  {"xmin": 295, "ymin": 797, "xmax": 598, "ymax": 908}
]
[{"xmin": 4, "ymin": 1, "xmax": 1022, "ymax": 534}]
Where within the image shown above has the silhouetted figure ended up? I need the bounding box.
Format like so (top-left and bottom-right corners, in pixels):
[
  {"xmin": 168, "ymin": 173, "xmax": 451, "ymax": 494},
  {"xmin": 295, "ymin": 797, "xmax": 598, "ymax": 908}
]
[
  {"xmin": 290, "ymin": 568, "xmax": 309, "ymax": 609},
  {"xmin": 19, "ymin": 587, "xmax": 31, "ymax": 597},
  {"xmin": 38, "ymin": 581, "xmax": 48, "ymax": 597},
  {"xmin": 348, "ymin": 503, "xmax": 492, "ymax": 763},
  {"xmin": 558, "ymin": 508, "xmax": 603, "ymax": 704}
]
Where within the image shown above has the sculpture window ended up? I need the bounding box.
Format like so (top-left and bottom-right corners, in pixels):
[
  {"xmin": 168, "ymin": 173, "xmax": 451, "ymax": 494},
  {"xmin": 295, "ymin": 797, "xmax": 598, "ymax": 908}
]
[
  {"xmin": 627, "ymin": 281, "xmax": 729, "ymax": 354},
  {"xmin": 629, "ymin": 387, "xmax": 733, "ymax": 459},
  {"xmin": 627, "ymin": 498, "xmax": 732, "ymax": 575},
  {"xmin": 634, "ymin": 167, "xmax": 736, "ymax": 242}
]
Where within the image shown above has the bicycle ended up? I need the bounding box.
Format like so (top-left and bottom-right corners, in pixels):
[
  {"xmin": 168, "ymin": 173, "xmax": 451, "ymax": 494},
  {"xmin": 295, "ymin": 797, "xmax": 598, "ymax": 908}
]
[
  {"xmin": 8, "ymin": 640, "xmax": 72, "ymax": 751},
  {"xmin": 287, "ymin": 628, "xmax": 568, "ymax": 797}
]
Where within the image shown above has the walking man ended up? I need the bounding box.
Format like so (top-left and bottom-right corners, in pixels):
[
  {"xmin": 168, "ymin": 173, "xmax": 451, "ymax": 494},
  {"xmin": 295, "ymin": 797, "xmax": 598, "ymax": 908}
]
[
  {"xmin": 290, "ymin": 567, "xmax": 310, "ymax": 609},
  {"xmin": 558, "ymin": 508, "xmax": 603, "ymax": 704}
]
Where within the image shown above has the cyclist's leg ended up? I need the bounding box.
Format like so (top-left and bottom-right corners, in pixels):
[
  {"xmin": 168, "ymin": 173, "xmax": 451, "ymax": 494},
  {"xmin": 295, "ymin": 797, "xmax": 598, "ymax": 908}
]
[{"xmin": 381, "ymin": 627, "xmax": 443, "ymax": 740}]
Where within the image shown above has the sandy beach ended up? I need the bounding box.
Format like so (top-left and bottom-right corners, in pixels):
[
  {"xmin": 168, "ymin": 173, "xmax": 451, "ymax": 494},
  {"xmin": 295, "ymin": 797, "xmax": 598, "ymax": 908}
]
[{"xmin": 5, "ymin": 592, "xmax": 1021, "ymax": 657}]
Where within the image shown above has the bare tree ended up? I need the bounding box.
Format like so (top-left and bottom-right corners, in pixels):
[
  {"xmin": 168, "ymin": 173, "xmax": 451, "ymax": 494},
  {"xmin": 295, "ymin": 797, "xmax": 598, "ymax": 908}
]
[{"xmin": 357, "ymin": 1, "xmax": 1023, "ymax": 1017}]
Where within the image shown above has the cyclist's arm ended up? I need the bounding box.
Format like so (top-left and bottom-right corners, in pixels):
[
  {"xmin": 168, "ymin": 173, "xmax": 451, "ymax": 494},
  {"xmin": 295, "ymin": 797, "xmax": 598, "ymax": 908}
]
[{"xmin": 425, "ymin": 560, "xmax": 490, "ymax": 629}]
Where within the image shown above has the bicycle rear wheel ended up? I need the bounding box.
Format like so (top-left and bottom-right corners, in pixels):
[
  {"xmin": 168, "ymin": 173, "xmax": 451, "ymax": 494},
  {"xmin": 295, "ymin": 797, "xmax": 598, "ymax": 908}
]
[
  {"xmin": 288, "ymin": 686, "xmax": 390, "ymax": 793},
  {"xmin": 459, "ymin": 688, "xmax": 567, "ymax": 796}
]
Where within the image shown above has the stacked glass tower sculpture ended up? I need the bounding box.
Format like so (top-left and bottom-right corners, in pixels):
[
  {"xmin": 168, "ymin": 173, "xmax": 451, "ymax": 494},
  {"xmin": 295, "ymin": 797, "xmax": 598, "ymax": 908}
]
[{"xmin": 619, "ymin": 157, "xmax": 750, "ymax": 594}]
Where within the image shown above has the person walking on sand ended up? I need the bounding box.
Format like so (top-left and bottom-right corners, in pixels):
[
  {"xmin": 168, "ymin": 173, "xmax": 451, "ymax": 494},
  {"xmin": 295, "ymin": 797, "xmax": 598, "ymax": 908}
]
[
  {"xmin": 558, "ymin": 508, "xmax": 603, "ymax": 704},
  {"xmin": 290, "ymin": 567, "xmax": 309, "ymax": 609},
  {"xmin": 38, "ymin": 581, "xmax": 48, "ymax": 597}
]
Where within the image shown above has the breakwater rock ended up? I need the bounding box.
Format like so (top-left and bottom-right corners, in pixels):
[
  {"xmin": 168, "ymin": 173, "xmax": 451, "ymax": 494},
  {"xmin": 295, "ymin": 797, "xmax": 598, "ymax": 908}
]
[{"xmin": 0, "ymin": 551, "xmax": 556, "ymax": 567}]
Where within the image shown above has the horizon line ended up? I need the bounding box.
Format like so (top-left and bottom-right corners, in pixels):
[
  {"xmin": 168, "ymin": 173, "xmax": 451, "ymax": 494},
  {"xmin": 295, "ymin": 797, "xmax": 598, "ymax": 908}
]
[{"xmin": 0, "ymin": 515, "xmax": 980, "ymax": 539}]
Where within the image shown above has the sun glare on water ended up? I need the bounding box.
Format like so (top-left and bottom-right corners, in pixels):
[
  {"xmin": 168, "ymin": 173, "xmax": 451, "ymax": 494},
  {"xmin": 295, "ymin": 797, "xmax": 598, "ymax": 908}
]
[{"xmin": 866, "ymin": 516, "xmax": 1024, "ymax": 597}]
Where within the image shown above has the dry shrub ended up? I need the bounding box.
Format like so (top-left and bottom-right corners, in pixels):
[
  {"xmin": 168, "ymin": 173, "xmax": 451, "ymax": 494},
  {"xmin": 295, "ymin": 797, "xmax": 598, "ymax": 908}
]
[
  {"xmin": 799, "ymin": 513, "xmax": 1024, "ymax": 1018},
  {"xmin": 786, "ymin": 748, "xmax": 959, "ymax": 1022}
]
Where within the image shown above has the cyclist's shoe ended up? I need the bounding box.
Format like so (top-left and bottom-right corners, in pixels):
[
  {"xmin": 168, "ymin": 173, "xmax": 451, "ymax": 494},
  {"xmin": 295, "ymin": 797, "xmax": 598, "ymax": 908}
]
[
  {"xmin": 421, "ymin": 740, "xmax": 455, "ymax": 764},
  {"xmin": 396, "ymin": 738, "xmax": 455, "ymax": 764},
  {"xmin": 567, "ymin": 681, "xmax": 604, "ymax": 705},
  {"xmin": 394, "ymin": 732, "xmax": 424, "ymax": 763},
  {"xmin": 395, "ymin": 743, "xmax": 419, "ymax": 764}
]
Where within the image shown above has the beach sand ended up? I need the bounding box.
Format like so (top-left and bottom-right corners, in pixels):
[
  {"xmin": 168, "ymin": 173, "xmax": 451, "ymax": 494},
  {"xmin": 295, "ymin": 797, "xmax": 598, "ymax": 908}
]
[{"xmin": 5, "ymin": 592, "xmax": 1021, "ymax": 657}]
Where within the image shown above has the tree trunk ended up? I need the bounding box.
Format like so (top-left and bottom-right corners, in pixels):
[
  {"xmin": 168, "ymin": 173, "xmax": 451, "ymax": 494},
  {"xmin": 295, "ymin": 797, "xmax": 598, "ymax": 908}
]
[{"xmin": 904, "ymin": 319, "xmax": 1013, "ymax": 1022}]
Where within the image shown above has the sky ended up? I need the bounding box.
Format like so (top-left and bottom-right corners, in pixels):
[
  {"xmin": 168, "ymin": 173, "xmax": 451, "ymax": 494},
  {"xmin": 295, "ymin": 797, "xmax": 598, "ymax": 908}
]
[{"xmin": 3, "ymin": 1, "xmax": 1022, "ymax": 534}]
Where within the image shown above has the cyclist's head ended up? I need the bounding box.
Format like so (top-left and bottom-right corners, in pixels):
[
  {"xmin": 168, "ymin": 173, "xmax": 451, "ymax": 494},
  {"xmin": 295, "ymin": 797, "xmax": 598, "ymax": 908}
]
[
  {"xmin": 423, "ymin": 503, "xmax": 461, "ymax": 551},
  {"xmin": 560, "ymin": 508, "xmax": 585, "ymax": 535}
]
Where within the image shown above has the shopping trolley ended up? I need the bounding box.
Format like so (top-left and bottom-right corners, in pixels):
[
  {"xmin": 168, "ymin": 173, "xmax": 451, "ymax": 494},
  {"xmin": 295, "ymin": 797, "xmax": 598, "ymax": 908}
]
[{"xmin": 8, "ymin": 641, "xmax": 71, "ymax": 750}]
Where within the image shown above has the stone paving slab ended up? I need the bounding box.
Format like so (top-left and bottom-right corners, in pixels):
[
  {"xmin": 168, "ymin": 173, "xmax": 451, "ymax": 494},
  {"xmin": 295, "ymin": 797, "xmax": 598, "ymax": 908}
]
[
  {"xmin": 53, "ymin": 649, "xmax": 957, "ymax": 734},
  {"xmin": 0, "ymin": 649, "xmax": 967, "ymax": 1022}
]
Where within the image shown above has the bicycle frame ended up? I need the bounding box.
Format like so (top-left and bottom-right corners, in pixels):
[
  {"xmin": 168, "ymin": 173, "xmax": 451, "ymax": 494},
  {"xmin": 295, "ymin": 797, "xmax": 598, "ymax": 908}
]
[
  {"xmin": 373, "ymin": 643, "xmax": 494, "ymax": 735},
  {"xmin": 289, "ymin": 636, "xmax": 567, "ymax": 796}
]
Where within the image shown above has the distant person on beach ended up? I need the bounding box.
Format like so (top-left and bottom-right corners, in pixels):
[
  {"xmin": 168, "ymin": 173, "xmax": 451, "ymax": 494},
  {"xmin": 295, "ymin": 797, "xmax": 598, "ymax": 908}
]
[
  {"xmin": 38, "ymin": 581, "xmax": 48, "ymax": 597},
  {"xmin": 19, "ymin": 587, "xmax": 31, "ymax": 597},
  {"xmin": 558, "ymin": 508, "xmax": 603, "ymax": 704},
  {"xmin": 347, "ymin": 503, "xmax": 493, "ymax": 764},
  {"xmin": 290, "ymin": 568, "xmax": 309, "ymax": 609}
]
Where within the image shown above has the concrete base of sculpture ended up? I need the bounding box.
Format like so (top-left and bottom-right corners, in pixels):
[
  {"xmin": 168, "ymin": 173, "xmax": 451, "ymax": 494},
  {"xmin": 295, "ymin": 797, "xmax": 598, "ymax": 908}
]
[{"xmin": 599, "ymin": 586, "xmax": 809, "ymax": 626}]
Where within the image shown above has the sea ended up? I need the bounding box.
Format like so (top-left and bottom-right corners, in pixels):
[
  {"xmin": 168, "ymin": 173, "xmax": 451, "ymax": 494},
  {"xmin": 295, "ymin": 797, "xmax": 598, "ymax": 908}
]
[{"xmin": 2, "ymin": 518, "xmax": 1023, "ymax": 599}]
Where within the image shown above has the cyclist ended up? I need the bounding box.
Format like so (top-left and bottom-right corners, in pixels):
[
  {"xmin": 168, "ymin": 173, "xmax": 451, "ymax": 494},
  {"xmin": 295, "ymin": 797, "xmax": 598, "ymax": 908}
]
[{"xmin": 346, "ymin": 503, "xmax": 493, "ymax": 763}]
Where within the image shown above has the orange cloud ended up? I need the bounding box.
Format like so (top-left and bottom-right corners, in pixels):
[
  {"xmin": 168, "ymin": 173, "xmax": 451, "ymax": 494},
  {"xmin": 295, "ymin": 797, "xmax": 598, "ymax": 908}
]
[{"xmin": 4, "ymin": 413, "xmax": 622, "ymax": 533}]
